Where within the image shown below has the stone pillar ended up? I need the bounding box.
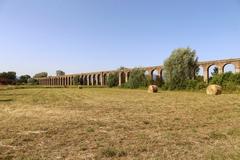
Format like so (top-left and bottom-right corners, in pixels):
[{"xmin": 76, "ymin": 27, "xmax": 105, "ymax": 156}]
[
  {"xmin": 218, "ymin": 64, "xmax": 224, "ymax": 74},
  {"xmin": 96, "ymin": 75, "xmax": 99, "ymax": 85},
  {"xmin": 86, "ymin": 75, "xmax": 89, "ymax": 86},
  {"xmin": 119, "ymin": 72, "xmax": 122, "ymax": 86},
  {"xmin": 125, "ymin": 72, "xmax": 128, "ymax": 83},
  {"xmin": 91, "ymin": 75, "xmax": 94, "ymax": 86},
  {"xmin": 70, "ymin": 77, "xmax": 72, "ymax": 85},
  {"xmin": 65, "ymin": 77, "xmax": 67, "ymax": 86},
  {"xmin": 203, "ymin": 65, "xmax": 209, "ymax": 83},
  {"xmin": 236, "ymin": 63, "xmax": 240, "ymax": 73},
  {"xmin": 100, "ymin": 74, "xmax": 103, "ymax": 86}
]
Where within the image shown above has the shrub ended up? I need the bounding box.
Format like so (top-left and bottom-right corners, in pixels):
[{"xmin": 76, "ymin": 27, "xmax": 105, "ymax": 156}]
[
  {"xmin": 210, "ymin": 72, "xmax": 240, "ymax": 91},
  {"xmin": 185, "ymin": 80, "xmax": 198, "ymax": 90},
  {"xmin": 125, "ymin": 68, "xmax": 148, "ymax": 89},
  {"xmin": 107, "ymin": 72, "xmax": 119, "ymax": 87},
  {"xmin": 195, "ymin": 81, "xmax": 207, "ymax": 90},
  {"xmin": 27, "ymin": 78, "xmax": 38, "ymax": 85}
]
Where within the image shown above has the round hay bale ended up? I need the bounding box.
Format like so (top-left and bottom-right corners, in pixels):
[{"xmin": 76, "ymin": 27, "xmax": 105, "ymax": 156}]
[
  {"xmin": 148, "ymin": 85, "xmax": 158, "ymax": 93},
  {"xmin": 206, "ymin": 84, "xmax": 222, "ymax": 95},
  {"xmin": 78, "ymin": 85, "xmax": 83, "ymax": 89}
]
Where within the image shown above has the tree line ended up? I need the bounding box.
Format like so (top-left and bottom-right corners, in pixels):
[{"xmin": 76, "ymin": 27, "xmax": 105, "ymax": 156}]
[{"xmin": 0, "ymin": 70, "xmax": 65, "ymax": 85}]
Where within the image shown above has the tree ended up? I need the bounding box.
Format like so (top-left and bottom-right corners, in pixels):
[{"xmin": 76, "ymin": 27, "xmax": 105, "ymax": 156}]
[
  {"xmin": 18, "ymin": 75, "xmax": 31, "ymax": 84},
  {"xmin": 56, "ymin": 70, "xmax": 65, "ymax": 76},
  {"xmin": 107, "ymin": 72, "xmax": 119, "ymax": 87},
  {"xmin": 125, "ymin": 68, "xmax": 148, "ymax": 88},
  {"xmin": 27, "ymin": 78, "xmax": 38, "ymax": 85},
  {"xmin": 163, "ymin": 48, "xmax": 198, "ymax": 89},
  {"xmin": 0, "ymin": 71, "xmax": 17, "ymax": 85},
  {"xmin": 33, "ymin": 72, "xmax": 48, "ymax": 78}
]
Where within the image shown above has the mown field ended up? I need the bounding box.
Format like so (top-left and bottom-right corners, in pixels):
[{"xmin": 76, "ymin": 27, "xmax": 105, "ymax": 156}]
[{"xmin": 0, "ymin": 87, "xmax": 240, "ymax": 160}]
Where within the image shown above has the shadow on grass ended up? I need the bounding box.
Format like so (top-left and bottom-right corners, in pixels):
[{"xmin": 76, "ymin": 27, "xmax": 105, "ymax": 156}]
[{"xmin": 0, "ymin": 99, "xmax": 13, "ymax": 102}]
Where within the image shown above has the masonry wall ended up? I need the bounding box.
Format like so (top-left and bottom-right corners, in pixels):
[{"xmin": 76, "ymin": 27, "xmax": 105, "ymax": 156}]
[{"xmin": 37, "ymin": 58, "xmax": 240, "ymax": 86}]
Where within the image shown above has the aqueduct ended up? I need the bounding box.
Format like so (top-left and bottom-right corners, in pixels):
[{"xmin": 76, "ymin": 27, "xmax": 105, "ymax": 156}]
[{"xmin": 37, "ymin": 58, "xmax": 240, "ymax": 86}]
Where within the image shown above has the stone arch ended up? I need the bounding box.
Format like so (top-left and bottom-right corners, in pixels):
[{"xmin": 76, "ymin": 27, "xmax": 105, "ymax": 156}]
[
  {"xmin": 64, "ymin": 77, "xmax": 67, "ymax": 86},
  {"xmin": 88, "ymin": 75, "xmax": 92, "ymax": 85},
  {"xmin": 64, "ymin": 77, "xmax": 66, "ymax": 86},
  {"xmin": 207, "ymin": 64, "xmax": 219, "ymax": 82},
  {"xmin": 97, "ymin": 74, "xmax": 101, "ymax": 85},
  {"xmin": 68, "ymin": 77, "xmax": 71, "ymax": 85},
  {"xmin": 151, "ymin": 69, "xmax": 159, "ymax": 81},
  {"xmin": 70, "ymin": 76, "xmax": 72, "ymax": 85},
  {"xmin": 223, "ymin": 63, "xmax": 236, "ymax": 73},
  {"xmin": 196, "ymin": 66, "xmax": 204, "ymax": 82},
  {"xmin": 83, "ymin": 75, "xmax": 87, "ymax": 85},
  {"xmin": 103, "ymin": 73, "xmax": 107, "ymax": 85},
  {"xmin": 92, "ymin": 74, "xmax": 96, "ymax": 85},
  {"xmin": 197, "ymin": 66, "xmax": 204, "ymax": 76},
  {"xmin": 120, "ymin": 72, "xmax": 126, "ymax": 84},
  {"xmin": 79, "ymin": 75, "xmax": 83, "ymax": 85}
]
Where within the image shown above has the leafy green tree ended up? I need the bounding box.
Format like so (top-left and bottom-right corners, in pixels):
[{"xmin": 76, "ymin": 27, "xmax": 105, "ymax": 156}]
[
  {"xmin": 125, "ymin": 68, "xmax": 148, "ymax": 89},
  {"xmin": 27, "ymin": 78, "xmax": 38, "ymax": 85},
  {"xmin": 56, "ymin": 70, "xmax": 65, "ymax": 76},
  {"xmin": 18, "ymin": 75, "xmax": 31, "ymax": 84},
  {"xmin": 163, "ymin": 48, "xmax": 198, "ymax": 89},
  {"xmin": 107, "ymin": 72, "xmax": 119, "ymax": 87},
  {"xmin": 0, "ymin": 71, "xmax": 17, "ymax": 85},
  {"xmin": 33, "ymin": 72, "xmax": 48, "ymax": 78}
]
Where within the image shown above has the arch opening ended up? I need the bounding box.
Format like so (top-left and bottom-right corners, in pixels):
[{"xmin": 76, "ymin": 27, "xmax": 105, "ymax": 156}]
[
  {"xmin": 223, "ymin": 64, "xmax": 236, "ymax": 73},
  {"xmin": 208, "ymin": 65, "xmax": 218, "ymax": 81},
  {"xmin": 151, "ymin": 69, "xmax": 159, "ymax": 81},
  {"xmin": 93, "ymin": 75, "xmax": 96, "ymax": 85},
  {"xmin": 97, "ymin": 74, "xmax": 101, "ymax": 85},
  {"xmin": 120, "ymin": 72, "xmax": 126, "ymax": 84},
  {"xmin": 88, "ymin": 75, "xmax": 92, "ymax": 85},
  {"xmin": 103, "ymin": 74, "xmax": 107, "ymax": 85}
]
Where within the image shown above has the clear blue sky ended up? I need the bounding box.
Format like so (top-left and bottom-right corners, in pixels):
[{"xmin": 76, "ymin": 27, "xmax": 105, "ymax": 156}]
[{"xmin": 0, "ymin": 0, "xmax": 240, "ymax": 76}]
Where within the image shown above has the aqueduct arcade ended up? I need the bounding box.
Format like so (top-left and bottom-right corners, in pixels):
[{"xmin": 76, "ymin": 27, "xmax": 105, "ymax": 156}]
[{"xmin": 37, "ymin": 58, "xmax": 240, "ymax": 86}]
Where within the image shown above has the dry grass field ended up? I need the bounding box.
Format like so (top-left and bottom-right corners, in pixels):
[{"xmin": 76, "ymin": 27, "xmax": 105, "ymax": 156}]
[{"xmin": 0, "ymin": 87, "xmax": 240, "ymax": 160}]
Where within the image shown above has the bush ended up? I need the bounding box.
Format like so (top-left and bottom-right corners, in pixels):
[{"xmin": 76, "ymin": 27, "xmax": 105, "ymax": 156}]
[
  {"xmin": 210, "ymin": 72, "xmax": 240, "ymax": 91},
  {"xmin": 107, "ymin": 73, "xmax": 119, "ymax": 87},
  {"xmin": 195, "ymin": 81, "xmax": 207, "ymax": 90},
  {"xmin": 27, "ymin": 78, "xmax": 38, "ymax": 85},
  {"xmin": 124, "ymin": 68, "xmax": 148, "ymax": 89},
  {"xmin": 185, "ymin": 80, "xmax": 198, "ymax": 90}
]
